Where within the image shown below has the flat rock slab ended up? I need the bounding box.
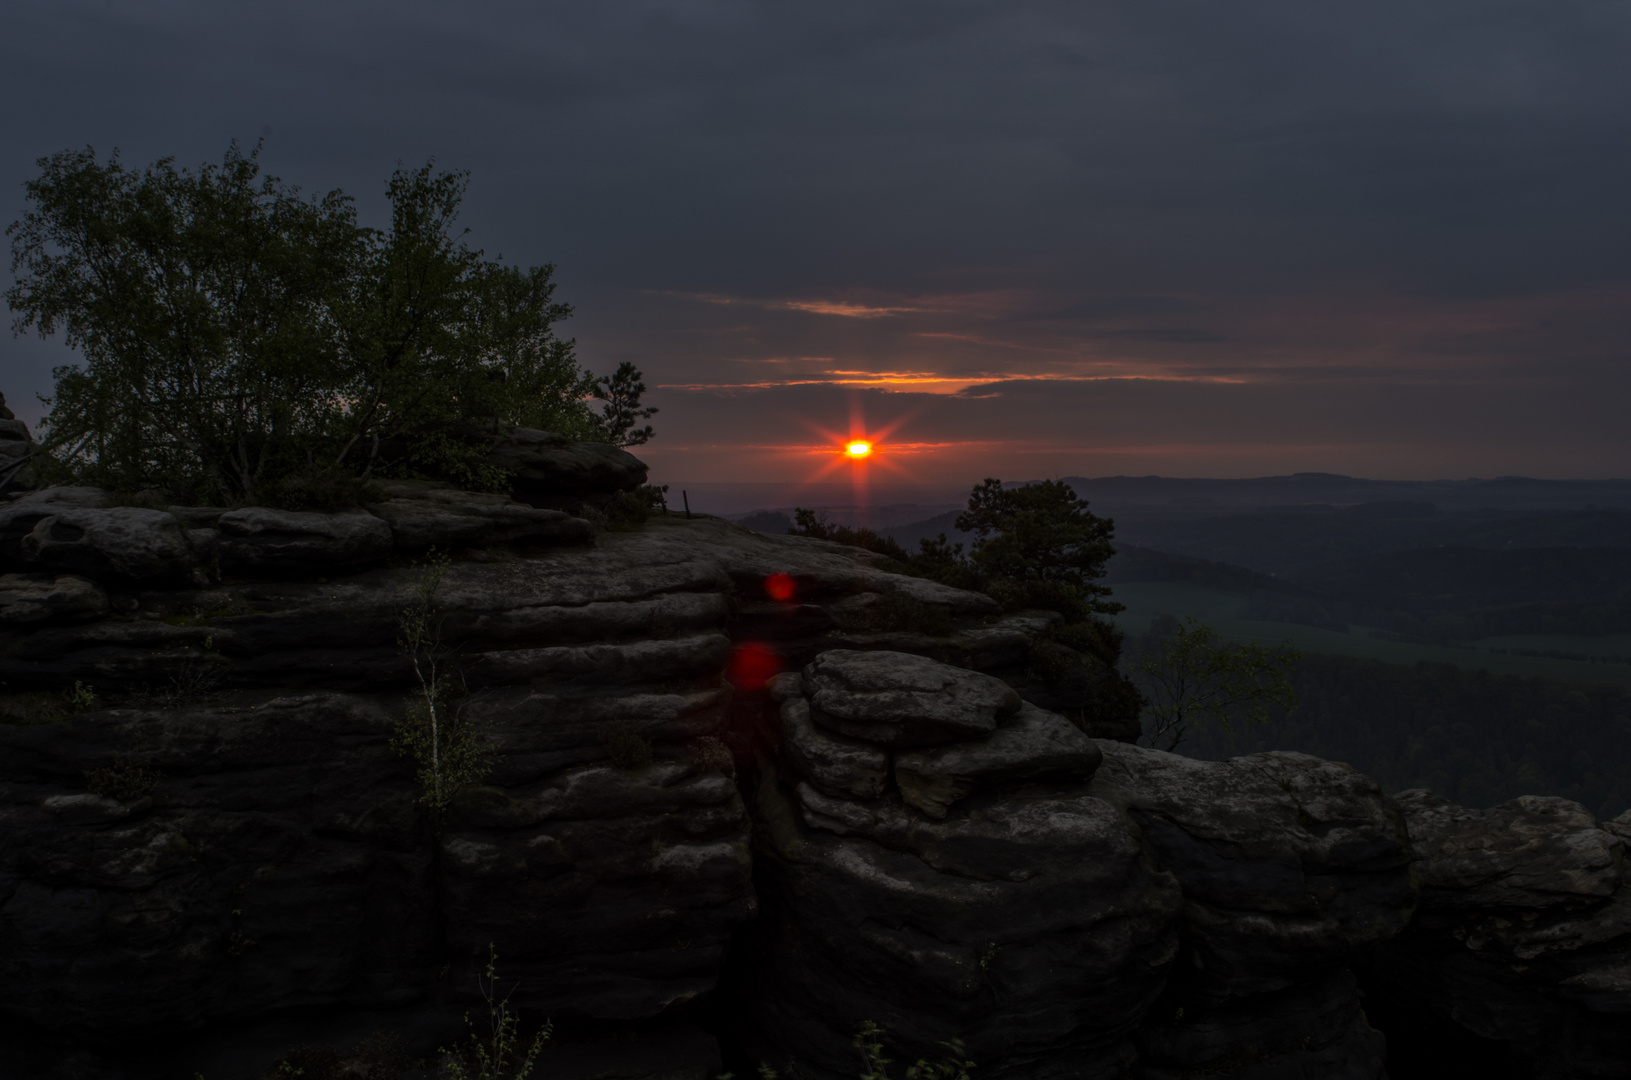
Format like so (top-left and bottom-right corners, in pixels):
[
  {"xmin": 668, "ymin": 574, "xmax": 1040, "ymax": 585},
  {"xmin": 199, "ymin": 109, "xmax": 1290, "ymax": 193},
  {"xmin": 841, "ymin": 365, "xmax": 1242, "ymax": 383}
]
[
  {"xmin": 1091, "ymin": 742, "xmax": 1416, "ymax": 994},
  {"xmin": 802, "ymin": 649, "xmax": 1020, "ymax": 747},
  {"xmin": 487, "ymin": 427, "xmax": 649, "ymax": 504},
  {"xmin": 1396, "ymin": 789, "xmax": 1625, "ymax": 909},
  {"xmin": 20, "ymin": 507, "xmax": 196, "ymax": 584},
  {"xmin": 895, "ymin": 702, "xmax": 1102, "ymax": 818},
  {"xmin": 367, "ymin": 483, "xmax": 592, "ymax": 550},
  {"xmin": 218, "ymin": 507, "xmax": 394, "ymax": 572},
  {"xmin": 0, "ymin": 573, "xmax": 108, "ymax": 623}
]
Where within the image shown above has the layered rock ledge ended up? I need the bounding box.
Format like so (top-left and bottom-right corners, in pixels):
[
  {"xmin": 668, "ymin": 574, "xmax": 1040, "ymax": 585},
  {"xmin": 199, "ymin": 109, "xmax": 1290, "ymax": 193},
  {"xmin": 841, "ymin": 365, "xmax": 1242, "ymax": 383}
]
[{"xmin": 3, "ymin": 467, "xmax": 1630, "ymax": 1079}]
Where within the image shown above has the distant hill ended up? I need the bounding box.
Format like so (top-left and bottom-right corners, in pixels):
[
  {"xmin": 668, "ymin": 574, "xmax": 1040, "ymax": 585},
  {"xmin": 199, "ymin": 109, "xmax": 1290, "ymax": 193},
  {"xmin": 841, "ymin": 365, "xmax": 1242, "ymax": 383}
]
[
  {"xmin": 880, "ymin": 509, "xmax": 967, "ymax": 550},
  {"xmin": 1114, "ymin": 507, "xmax": 1631, "ymax": 575},
  {"xmin": 1059, "ymin": 473, "xmax": 1631, "ymax": 515}
]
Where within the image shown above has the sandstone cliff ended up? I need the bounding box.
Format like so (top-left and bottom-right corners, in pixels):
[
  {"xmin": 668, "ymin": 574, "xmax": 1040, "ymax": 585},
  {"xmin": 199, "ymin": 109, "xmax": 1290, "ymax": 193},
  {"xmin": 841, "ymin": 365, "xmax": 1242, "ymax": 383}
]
[{"xmin": 1, "ymin": 440, "xmax": 1626, "ymax": 1079}]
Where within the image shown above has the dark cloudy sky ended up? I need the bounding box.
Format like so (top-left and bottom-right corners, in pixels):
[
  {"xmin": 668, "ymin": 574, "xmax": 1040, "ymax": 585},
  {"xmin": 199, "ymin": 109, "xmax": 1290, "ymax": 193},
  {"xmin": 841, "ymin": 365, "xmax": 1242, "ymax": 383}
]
[{"xmin": 5, "ymin": 0, "xmax": 1630, "ymax": 488}]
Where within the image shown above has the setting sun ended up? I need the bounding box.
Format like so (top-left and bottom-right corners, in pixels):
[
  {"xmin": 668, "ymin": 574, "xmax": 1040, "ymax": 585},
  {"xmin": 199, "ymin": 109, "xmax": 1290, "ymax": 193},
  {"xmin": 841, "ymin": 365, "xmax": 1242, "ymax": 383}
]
[{"xmin": 846, "ymin": 440, "xmax": 872, "ymax": 458}]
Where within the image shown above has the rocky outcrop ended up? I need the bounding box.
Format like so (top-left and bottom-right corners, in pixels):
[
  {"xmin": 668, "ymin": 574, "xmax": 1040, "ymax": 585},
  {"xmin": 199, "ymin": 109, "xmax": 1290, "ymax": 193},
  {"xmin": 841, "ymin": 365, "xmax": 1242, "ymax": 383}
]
[
  {"xmin": 17, "ymin": 466, "xmax": 1631, "ymax": 1078},
  {"xmin": 1366, "ymin": 791, "xmax": 1631, "ymax": 1079},
  {"xmin": 738, "ymin": 649, "xmax": 1414, "ymax": 1080},
  {"xmin": 0, "ymin": 573, "xmax": 109, "ymax": 623},
  {"xmin": 0, "ymin": 393, "xmax": 37, "ymax": 493},
  {"xmin": 1, "ymin": 466, "xmax": 1129, "ymax": 1074},
  {"xmin": 367, "ymin": 479, "xmax": 594, "ymax": 551},
  {"xmin": 0, "ymin": 692, "xmax": 437, "ymax": 1034},
  {"xmin": 23, "ymin": 506, "xmax": 200, "ymax": 584},
  {"xmin": 217, "ymin": 507, "xmax": 396, "ymax": 573},
  {"xmin": 0, "ymin": 478, "xmax": 759, "ymax": 1076},
  {"xmin": 1092, "ymin": 743, "xmax": 1415, "ymax": 1079},
  {"xmin": 486, "ymin": 426, "xmax": 649, "ymax": 509}
]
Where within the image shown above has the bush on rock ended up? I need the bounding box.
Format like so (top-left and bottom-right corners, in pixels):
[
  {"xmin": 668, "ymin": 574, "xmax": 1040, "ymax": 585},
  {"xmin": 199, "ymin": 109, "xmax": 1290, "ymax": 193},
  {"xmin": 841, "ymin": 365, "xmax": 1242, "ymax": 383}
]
[{"xmin": 7, "ymin": 143, "xmax": 605, "ymax": 505}]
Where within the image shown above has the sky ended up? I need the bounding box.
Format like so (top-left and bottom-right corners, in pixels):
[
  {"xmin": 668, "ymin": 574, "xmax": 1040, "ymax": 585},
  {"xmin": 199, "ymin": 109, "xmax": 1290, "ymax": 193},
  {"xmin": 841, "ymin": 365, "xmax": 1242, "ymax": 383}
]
[{"xmin": 4, "ymin": 0, "xmax": 1630, "ymax": 493}]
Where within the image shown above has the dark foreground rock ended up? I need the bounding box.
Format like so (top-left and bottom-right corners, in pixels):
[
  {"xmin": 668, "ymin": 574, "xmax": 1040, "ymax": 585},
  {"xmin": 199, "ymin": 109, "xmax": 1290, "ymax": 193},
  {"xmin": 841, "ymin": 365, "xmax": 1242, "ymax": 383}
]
[
  {"xmin": 1366, "ymin": 791, "xmax": 1631, "ymax": 1079},
  {"xmin": 485, "ymin": 426, "xmax": 650, "ymax": 508},
  {"xmin": 7, "ymin": 472, "xmax": 1629, "ymax": 1079},
  {"xmin": 1091, "ymin": 743, "xmax": 1415, "ymax": 1080},
  {"xmin": 737, "ymin": 650, "xmax": 1413, "ymax": 1080}
]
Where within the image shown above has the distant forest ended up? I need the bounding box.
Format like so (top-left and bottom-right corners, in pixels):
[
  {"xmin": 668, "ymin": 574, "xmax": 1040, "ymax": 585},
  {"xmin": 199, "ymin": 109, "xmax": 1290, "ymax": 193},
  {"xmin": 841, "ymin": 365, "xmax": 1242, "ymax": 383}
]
[{"xmin": 1179, "ymin": 653, "xmax": 1631, "ymax": 820}]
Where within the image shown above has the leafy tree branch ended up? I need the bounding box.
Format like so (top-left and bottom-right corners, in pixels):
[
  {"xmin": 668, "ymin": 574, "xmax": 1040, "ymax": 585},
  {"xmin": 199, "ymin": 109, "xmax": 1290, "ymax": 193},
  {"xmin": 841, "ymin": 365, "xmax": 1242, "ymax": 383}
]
[
  {"xmin": 1131, "ymin": 616, "xmax": 1299, "ymax": 751},
  {"xmin": 392, "ymin": 550, "xmax": 489, "ymax": 830}
]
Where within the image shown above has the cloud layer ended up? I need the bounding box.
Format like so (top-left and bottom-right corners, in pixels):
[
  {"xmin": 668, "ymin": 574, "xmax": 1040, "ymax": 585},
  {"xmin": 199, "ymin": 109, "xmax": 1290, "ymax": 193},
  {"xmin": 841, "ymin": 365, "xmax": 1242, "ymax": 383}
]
[{"xmin": 4, "ymin": 0, "xmax": 1629, "ymax": 482}]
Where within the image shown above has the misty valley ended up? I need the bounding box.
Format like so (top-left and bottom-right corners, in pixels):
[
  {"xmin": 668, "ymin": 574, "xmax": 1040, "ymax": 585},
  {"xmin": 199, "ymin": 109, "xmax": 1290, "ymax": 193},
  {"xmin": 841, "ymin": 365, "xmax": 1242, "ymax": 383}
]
[{"xmin": 735, "ymin": 474, "xmax": 1631, "ymax": 820}]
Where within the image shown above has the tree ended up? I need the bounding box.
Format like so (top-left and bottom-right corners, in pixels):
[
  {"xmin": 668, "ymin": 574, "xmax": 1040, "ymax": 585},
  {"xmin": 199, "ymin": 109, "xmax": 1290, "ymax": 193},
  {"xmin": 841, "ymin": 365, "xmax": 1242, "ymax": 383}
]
[
  {"xmin": 955, "ymin": 478, "xmax": 1122, "ymax": 617},
  {"xmin": 392, "ymin": 551, "xmax": 490, "ymax": 831},
  {"xmin": 1131, "ymin": 615, "xmax": 1298, "ymax": 751},
  {"xmin": 591, "ymin": 360, "xmax": 657, "ymax": 446},
  {"xmin": 7, "ymin": 143, "xmax": 598, "ymax": 503}
]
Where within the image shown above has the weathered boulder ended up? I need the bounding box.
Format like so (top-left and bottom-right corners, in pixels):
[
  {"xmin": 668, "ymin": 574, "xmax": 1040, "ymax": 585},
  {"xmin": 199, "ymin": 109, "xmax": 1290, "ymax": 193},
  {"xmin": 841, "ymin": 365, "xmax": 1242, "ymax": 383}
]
[
  {"xmin": 1091, "ymin": 743, "xmax": 1415, "ymax": 1079},
  {"xmin": 1400, "ymin": 791, "xmax": 1623, "ymax": 909},
  {"xmin": 745, "ymin": 650, "xmax": 1182, "ymax": 1079},
  {"xmin": 19, "ymin": 507, "xmax": 197, "ymax": 584},
  {"xmin": 1367, "ymin": 790, "xmax": 1631, "ymax": 1078},
  {"xmin": 0, "ymin": 573, "xmax": 108, "ymax": 623},
  {"xmin": 366, "ymin": 480, "xmax": 593, "ymax": 551},
  {"xmin": 895, "ymin": 701, "xmax": 1101, "ymax": 818},
  {"xmin": 0, "ymin": 487, "xmax": 109, "ymax": 559},
  {"xmin": 487, "ymin": 426, "xmax": 649, "ymax": 507},
  {"xmin": 802, "ymin": 649, "xmax": 1021, "ymax": 747},
  {"xmin": 217, "ymin": 507, "xmax": 395, "ymax": 573},
  {"xmin": 750, "ymin": 770, "xmax": 1182, "ymax": 1080}
]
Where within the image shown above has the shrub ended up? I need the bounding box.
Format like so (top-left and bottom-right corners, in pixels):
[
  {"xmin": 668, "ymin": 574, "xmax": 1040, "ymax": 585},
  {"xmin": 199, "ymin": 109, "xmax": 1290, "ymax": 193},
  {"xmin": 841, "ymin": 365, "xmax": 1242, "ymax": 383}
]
[
  {"xmin": 8, "ymin": 144, "xmax": 601, "ymax": 504},
  {"xmin": 687, "ymin": 735, "xmax": 734, "ymax": 775},
  {"xmin": 0, "ymin": 691, "xmax": 69, "ymax": 725},
  {"xmin": 0, "ymin": 680, "xmax": 104, "ymax": 726},
  {"xmin": 264, "ymin": 1034, "xmax": 413, "ymax": 1080},
  {"xmin": 789, "ymin": 508, "xmax": 915, "ymax": 564},
  {"xmin": 855, "ymin": 1021, "xmax": 975, "ymax": 1080},
  {"xmin": 604, "ymin": 721, "xmax": 654, "ymax": 770},
  {"xmin": 441, "ymin": 944, "xmax": 550, "ymax": 1080},
  {"xmin": 864, "ymin": 592, "xmax": 955, "ymax": 636},
  {"xmin": 603, "ymin": 489, "xmax": 650, "ymax": 530},
  {"xmin": 392, "ymin": 553, "xmax": 490, "ymax": 830},
  {"xmin": 85, "ymin": 755, "xmax": 160, "ymax": 803}
]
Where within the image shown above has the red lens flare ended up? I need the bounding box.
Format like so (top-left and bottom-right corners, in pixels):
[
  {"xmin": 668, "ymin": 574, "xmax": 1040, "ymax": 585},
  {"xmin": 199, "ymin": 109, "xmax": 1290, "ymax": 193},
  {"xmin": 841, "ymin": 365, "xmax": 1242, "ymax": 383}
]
[
  {"xmin": 846, "ymin": 440, "xmax": 872, "ymax": 458},
  {"xmin": 728, "ymin": 642, "xmax": 781, "ymax": 690},
  {"xmin": 765, "ymin": 573, "xmax": 797, "ymax": 601}
]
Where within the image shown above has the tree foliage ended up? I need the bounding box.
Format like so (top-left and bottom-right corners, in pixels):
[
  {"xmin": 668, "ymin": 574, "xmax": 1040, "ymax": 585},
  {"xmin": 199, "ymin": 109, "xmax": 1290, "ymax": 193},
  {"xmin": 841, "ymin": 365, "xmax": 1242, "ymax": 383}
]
[
  {"xmin": 392, "ymin": 551, "xmax": 490, "ymax": 831},
  {"xmin": 1130, "ymin": 615, "xmax": 1298, "ymax": 751},
  {"xmin": 954, "ymin": 478, "xmax": 1121, "ymax": 615},
  {"xmin": 441, "ymin": 943, "xmax": 550, "ymax": 1080},
  {"xmin": 592, "ymin": 360, "xmax": 658, "ymax": 446},
  {"xmin": 6, "ymin": 142, "xmax": 600, "ymax": 504}
]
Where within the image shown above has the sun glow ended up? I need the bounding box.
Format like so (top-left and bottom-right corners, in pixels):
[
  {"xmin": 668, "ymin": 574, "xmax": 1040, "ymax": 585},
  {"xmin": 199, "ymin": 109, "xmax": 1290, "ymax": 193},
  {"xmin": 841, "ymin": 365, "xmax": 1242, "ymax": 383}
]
[{"xmin": 846, "ymin": 440, "xmax": 872, "ymax": 458}]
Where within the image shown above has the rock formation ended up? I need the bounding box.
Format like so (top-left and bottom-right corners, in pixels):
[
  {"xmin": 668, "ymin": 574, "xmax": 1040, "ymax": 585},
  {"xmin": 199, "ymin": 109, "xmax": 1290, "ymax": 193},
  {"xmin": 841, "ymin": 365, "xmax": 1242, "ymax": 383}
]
[
  {"xmin": 1, "ymin": 438, "xmax": 1629, "ymax": 1078},
  {"xmin": 0, "ymin": 394, "xmax": 37, "ymax": 495},
  {"xmin": 1366, "ymin": 791, "xmax": 1631, "ymax": 1078},
  {"xmin": 745, "ymin": 653, "xmax": 1178, "ymax": 1080}
]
